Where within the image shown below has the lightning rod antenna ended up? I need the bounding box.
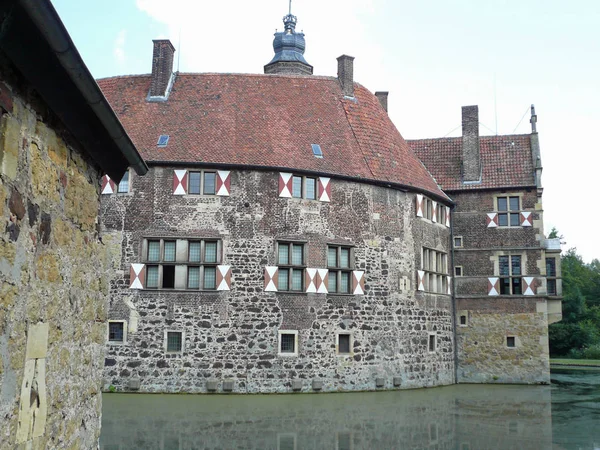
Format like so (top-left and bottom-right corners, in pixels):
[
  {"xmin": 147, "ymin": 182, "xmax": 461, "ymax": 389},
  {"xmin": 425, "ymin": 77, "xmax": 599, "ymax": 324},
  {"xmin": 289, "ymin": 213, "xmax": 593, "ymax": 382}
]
[{"xmin": 177, "ymin": 28, "xmax": 182, "ymax": 72}]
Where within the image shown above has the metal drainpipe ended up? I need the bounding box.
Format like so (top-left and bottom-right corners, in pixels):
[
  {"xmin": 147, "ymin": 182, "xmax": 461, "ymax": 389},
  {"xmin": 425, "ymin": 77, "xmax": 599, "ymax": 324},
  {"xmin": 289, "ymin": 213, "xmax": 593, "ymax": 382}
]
[{"xmin": 449, "ymin": 204, "xmax": 459, "ymax": 384}]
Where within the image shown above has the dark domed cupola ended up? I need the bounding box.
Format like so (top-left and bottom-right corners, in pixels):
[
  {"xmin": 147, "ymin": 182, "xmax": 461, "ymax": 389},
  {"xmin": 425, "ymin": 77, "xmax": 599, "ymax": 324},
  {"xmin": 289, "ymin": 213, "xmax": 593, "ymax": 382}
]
[{"xmin": 264, "ymin": 11, "xmax": 313, "ymax": 75}]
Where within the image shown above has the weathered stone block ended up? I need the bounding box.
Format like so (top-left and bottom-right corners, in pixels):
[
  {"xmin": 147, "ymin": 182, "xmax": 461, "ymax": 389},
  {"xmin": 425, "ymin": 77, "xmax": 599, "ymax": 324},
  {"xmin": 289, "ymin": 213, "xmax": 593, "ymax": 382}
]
[
  {"xmin": 292, "ymin": 379, "xmax": 303, "ymax": 391},
  {"xmin": 128, "ymin": 378, "xmax": 141, "ymax": 390},
  {"xmin": 375, "ymin": 378, "xmax": 385, "ymax": 388},
  {"xmin": 0, "ymin": 114, "xmax": 20, "ymax": 180},
  {"xmin": 25, "ymin": 322, "xmax": 49, "ymax": 360},
  {"xmin": 223, "ymin": 380, "xmax": 234, "ymax": 392},
  {"xmin": 206, "ymin": 380, "xmax": 218, "ymax": 392},
  {"xmin": 393, "ymin": 377, "xmax": 402, "ymax": 387},
  {"xmin": 312, "ymin": 380, "xmax": 323, "ymax": 391},
  {"xmin": 8, "ymin": 189, "xmax": 25, "ymax": 220}
]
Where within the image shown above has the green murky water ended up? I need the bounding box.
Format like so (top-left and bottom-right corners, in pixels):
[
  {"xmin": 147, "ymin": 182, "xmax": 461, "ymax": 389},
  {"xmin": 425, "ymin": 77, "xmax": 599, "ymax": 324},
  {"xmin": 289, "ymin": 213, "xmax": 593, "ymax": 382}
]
[{"xmin": 100, "ymin": 369, "xmax": 600, "ymax": 449}]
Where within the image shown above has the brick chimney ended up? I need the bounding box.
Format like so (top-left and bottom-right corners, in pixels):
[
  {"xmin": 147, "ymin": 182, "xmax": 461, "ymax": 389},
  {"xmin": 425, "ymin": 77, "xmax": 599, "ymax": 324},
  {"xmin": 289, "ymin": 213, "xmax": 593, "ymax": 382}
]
[
  {"xmin": 150, "ymin": 40, "xmax": 175, "ymax": 98},
  {"xmin": 375, "ymin": 91, "xmax": 388, "ymax": 112},
  {"xmin": 461, "ymin": 105, "xmax": 481, "ymax": 183},
  {"xmin": 337, "ymin": 55, "xmax": 355, "ymax": 98}
]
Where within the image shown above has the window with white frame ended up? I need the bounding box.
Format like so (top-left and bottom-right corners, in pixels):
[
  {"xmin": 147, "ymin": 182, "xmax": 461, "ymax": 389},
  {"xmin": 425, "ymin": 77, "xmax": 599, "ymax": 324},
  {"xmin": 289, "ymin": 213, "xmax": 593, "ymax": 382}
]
[
  {"xmin": 117, "ymin": 170, "xmax": 130, "ymax": 193},
  {"xmin": 327, "ymin": 245, "xmax": 352, "ymax": 293},
  {"xmin": 497, "ymin": 196, "xmax": 521, "ymax": 227},
  {"xmin": 278, "ymin": 330, "xmax": 298, "ymax": 356},
  {"xmin": 499, "ymin": 255, "xmax": 522, "ymax": 295},
  {"xmin": 455, "ymin": 266, "xmax": 463, "ymax": 277},
  {"xmin": 290, "ymin": 175, "xmax": 317, "ymax": 200},
  {"xmin": 422, "ymin": 248, "xmax": 448, "ymax": 294},
  {"xmin": 144, "ymin": 238, "xmax": 220, "ymax": 290},
  {"xmin": 108, "ymin": 321, "xmax": 126, "ymax": 343},
  {"xmin": 188, "ymin": 170, "xmax": 217, "ymax": 195},
  {"xmin": 165, "ymin": 330, "xmax": 183, "ymax": 353},
  {"xmin": 454, "ymin": 236, "xmax": 463, "ymax": 248},
  {"xmin": 277, "ymin": 242, "xmax": 305, "ymax": 291}
]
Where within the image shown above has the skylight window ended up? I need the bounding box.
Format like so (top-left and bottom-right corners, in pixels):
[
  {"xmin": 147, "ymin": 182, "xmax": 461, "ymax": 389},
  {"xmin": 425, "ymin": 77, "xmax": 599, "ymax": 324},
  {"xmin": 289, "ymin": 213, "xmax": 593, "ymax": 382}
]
[
  {"xmin": 157, "ymin": 135, "xmax": 170, "ymax": 147},
  {"xmin": 311, "ymin": 144, "xmax": 323, "ymax": 158}
]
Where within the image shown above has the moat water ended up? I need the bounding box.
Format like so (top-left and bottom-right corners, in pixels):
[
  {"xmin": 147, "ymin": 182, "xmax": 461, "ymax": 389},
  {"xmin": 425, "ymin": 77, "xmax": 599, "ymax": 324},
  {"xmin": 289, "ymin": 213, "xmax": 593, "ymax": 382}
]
[{"xmin": 100, "ymin": 368, "xmax": 600, "ymax": 450}]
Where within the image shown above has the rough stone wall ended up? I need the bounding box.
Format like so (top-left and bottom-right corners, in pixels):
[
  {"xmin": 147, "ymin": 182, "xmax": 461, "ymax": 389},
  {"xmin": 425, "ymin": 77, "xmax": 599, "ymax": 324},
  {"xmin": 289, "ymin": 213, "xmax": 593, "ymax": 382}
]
[
  {"xmin": 451, "ymin": 188, "xmax": 552, "ymax": 384},
  {"xmin": 0, "ymin": 56, "xmax": 109, "ymax": 448},
  {"xmin": 101, "ymin": 167, "xmax": 454, "ymax": 393}
]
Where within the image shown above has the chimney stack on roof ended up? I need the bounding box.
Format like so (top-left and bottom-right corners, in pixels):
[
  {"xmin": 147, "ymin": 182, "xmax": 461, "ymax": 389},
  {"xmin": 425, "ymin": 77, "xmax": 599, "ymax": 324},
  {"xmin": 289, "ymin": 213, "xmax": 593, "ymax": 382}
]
[
  {"xmin": 150, "ymin": 39, "xmax": 175, "ymax": 98},
  {"xmin": 375, "ymin": 91, "xmax": 388, "ymax": 112},
  {"xmin": 337, "ymin": 55, "xmax": 355, "ymax": 98},
  {"xmin": 530, "ymin": 104, "xmax": 537, "ymax": 134},
  {"xmin": 461, "ymin": 105, "xmax": 481, "ymax": 183}
]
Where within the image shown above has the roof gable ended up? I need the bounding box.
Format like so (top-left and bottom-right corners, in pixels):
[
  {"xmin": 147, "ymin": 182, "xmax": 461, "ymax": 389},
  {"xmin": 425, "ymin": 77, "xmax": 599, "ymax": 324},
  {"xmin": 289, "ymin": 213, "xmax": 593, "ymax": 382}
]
[{"xmin": 408, "ymin": 135, "xmax": 535, "ymax": 191}]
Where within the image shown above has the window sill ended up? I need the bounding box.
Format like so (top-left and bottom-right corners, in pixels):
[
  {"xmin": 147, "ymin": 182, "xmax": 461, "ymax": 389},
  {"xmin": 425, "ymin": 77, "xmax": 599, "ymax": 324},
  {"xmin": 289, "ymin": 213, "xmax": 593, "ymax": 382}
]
[
  {"xmin": 276, "ymin": 291, "xmax": 308, "ymax": 295},
  {"xmin": 108, "ymin": 341, "xmax": 127, "ymax": 345},
  {"xmin": 277, "ymin": 353, "xmax": 298, "ymax": 358},
  {"xmin": 141, "ymin": 288, "xmax": 220, "ymax": 293},
  {"xmin": 182, "ymin": 194, "xmax": 219, "ymax": 197}
]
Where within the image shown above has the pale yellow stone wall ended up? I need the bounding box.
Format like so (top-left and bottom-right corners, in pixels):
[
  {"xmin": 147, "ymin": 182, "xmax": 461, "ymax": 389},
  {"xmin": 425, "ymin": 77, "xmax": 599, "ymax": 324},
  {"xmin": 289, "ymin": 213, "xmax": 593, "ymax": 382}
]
[
  {"xmin": 0, "ymin": 74, "xmax": 110, "ymax": 448},
  {"xmin": 456, "ymin": 309, "xmax": 550, "ymax": 384}
]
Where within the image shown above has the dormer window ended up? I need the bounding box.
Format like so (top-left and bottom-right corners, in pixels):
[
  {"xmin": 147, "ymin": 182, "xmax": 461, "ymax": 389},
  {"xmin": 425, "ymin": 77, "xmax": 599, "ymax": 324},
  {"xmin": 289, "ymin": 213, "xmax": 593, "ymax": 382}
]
[
  {"xmin": 157, "ymin": 135, "xmax": 170, "ymax": 147},
  {"xmin": 311, "ymin": 144, "xmax": 323, "ymax": 158}
]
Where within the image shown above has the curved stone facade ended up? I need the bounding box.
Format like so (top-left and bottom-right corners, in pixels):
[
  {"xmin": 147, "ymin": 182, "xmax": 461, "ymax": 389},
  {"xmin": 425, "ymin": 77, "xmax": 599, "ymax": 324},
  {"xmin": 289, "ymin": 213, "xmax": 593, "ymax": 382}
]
[{"xmin": 101, "ymin": 168, "xmax": 454, "ymax": 393}]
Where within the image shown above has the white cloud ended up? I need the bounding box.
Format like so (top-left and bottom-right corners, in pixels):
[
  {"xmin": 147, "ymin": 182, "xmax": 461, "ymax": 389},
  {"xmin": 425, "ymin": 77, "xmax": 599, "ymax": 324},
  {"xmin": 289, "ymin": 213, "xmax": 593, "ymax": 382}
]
[
  {"xmin": 135, "ymin": 0, "xmax": 382, "ymax": 77},
  {"xmin": 114, "ymin": 30, "xmax": 127, "ymax": 64}
]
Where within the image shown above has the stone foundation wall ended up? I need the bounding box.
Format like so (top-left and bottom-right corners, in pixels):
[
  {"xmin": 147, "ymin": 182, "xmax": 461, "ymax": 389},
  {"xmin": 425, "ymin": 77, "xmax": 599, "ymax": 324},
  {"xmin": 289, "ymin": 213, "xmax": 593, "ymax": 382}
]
[
  {"xmin": 0, "ymin": 57, "xmax": 109, "ymax": 448},
  {"xmin": 456, "ymin": 303, "xmax": 550, "ymax": 384},
  {"xmin": 101, "ymin": 167, "xmax": 454, "ymax": 393}
]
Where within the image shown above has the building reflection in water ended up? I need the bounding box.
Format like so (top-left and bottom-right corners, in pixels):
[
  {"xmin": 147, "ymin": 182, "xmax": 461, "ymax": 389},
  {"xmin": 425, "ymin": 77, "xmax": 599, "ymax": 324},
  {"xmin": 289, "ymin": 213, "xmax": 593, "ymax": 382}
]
[{"xmin": 100, "ymin": 384, "xmax": 552, "ymax": 450}]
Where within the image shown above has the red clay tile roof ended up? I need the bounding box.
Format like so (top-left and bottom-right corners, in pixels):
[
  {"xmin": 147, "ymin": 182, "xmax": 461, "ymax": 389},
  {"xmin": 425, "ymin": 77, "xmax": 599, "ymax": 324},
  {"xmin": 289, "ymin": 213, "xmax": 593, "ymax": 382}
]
[
  {"xmin": 408, "ymin": 135, "xmax": 535, "ymax": 191},
  {"xmin": 97, "ymin": 73, "xmax": 448, "ymax": 201}
]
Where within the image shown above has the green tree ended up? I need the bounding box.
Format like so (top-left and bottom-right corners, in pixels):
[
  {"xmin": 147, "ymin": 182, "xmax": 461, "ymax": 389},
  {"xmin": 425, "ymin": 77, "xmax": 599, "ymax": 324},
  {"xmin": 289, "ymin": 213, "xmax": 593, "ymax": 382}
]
[{"xmin": 548, "ymin": 243, "xmax": 600, "ymax": 357}]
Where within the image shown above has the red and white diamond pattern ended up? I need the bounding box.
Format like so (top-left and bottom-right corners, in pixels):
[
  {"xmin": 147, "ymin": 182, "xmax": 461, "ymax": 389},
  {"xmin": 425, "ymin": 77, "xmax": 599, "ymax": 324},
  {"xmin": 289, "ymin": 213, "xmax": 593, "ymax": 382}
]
[
  {"xmin": 318, "ymin": 177, "xmax": 331, "ymax": 202},
  {"xmin": 520, "ymin": 212, "xmax": 532, "ymax": 227},
  {"xmin": 417, "ymin": 270, "xmax": 425, "ymax": 291},
  {"xmin": 306, "ymin": 268, "xmax": 328, "ymax": 293},
  {"xmin": 486, "ymin": 213, "xmax": 498, "ymax": 228},
  {"xmin": 129, "ymin": 263, "xmax": 145, "ymax": 289},
  {"xmin": 278, "ymin": 172, "xmax": 293, "ymax": 197},
  {"xmin": 173, "ymin": 169, "xmax": 188, "ymax": 195},
  {"xmin": 217, "ymin": 265, "xmax": 232, "ymax": 291},
  {"xmin": 352, "ymin": 271, "xmax": 365, "ymax": 295},
  {"xmin": 445, "ymin": 206, "xmax": 450, "ymax": 227},
  {"xmin": 264, "ymin": 266, "xmax": 278, "ymax": 291},
  {"xmin": 488, "ymin": 277, "xmax": 499, "ymax": 296},
  {"xmin": 523, "ymin": 277, "xmax": 535, "ymax": 295},
  {"xmin": 416, "ymin": 194, "xmax": 424, "ymax": 218},
  {"xmin": 216, "ymin": 171, "xmax": 231, "ymax": 196},
  {"xmin": 101, "ymin": 175, "xmax": 116, "ymax": 195}
]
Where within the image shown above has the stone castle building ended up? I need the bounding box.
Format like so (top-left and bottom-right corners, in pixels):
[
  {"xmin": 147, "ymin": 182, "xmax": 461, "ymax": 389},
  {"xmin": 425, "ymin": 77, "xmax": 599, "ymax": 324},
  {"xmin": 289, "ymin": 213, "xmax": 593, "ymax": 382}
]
[
  {"xmin": 98, "ymin": 11, "xmax": 561, "ymax": 393},
  {"xmin": 0, "ymin": 1, "xmax": 146, "ymax": 448}
]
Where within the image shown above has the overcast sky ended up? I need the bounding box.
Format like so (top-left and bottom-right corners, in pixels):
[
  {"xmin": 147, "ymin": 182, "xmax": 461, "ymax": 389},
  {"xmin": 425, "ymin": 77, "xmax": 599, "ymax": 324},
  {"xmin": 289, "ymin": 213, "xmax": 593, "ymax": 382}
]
[{"xmin": 53, "ymin": 0, "xmax": 599, "ymax": 261}]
